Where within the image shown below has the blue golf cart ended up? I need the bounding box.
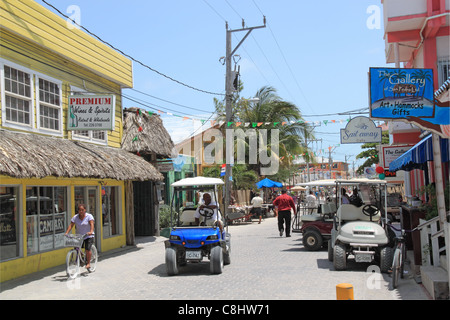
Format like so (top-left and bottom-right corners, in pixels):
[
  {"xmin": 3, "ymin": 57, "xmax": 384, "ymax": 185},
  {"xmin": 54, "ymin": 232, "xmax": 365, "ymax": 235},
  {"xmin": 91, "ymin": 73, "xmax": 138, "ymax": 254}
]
[{"xmin": 164, "ymin": 177, "xmax": 231, "ymax": 275}]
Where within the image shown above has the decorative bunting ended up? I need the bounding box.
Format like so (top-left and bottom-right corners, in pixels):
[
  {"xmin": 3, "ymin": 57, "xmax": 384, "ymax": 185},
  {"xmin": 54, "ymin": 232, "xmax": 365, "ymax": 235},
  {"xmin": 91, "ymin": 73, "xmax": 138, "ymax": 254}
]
[{"xmin": 131, "ymin": 107, "xmax": 353, "ymax": 128}]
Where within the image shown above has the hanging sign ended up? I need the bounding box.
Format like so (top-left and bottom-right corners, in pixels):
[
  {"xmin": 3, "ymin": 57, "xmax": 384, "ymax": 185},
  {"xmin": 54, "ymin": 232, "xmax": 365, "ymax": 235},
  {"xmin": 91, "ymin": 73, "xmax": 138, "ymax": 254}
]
[
  {"xmin": 369, "ymin": 68, "xmax": 434, "ymax": 120},
  {"xmin": 382, "ymin": 144, "xmax": 413, "ymax": 169},
  {"xmin": 68, "ymin": 95, "xmax": 115, "ymax": 130},
  {"xmin": 340, "ymin": 116, "xmax": 381, "ymax": 144}
]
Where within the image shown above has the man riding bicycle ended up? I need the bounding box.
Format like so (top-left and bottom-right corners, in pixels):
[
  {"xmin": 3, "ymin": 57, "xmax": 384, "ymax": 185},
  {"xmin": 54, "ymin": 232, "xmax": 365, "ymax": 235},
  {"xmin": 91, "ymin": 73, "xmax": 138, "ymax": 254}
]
[{"xmin": 65, "ymin": 204, "xmax": 95, "ymax": 270}]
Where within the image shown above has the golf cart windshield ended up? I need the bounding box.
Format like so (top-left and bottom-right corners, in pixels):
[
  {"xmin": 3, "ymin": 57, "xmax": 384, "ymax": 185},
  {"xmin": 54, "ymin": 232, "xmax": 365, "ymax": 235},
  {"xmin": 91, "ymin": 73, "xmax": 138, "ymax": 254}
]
[{"xmin": 170, "ymin": 177, "xmax": 224, "ymax": 228}]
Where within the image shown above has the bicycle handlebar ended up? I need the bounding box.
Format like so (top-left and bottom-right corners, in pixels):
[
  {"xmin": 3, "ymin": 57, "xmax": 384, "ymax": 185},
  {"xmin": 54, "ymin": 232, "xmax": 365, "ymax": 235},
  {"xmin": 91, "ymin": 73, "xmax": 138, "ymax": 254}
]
[{"xmin": 388, "ymin": 223, "xmax": 417, "ymax": 233}]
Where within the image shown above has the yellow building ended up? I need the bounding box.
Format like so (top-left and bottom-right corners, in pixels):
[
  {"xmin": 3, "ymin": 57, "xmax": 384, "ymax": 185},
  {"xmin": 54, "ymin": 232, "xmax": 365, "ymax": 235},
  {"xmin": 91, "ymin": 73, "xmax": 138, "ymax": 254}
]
[{"xmin": 0, "ymin": 0, "xmax": 162, "ymax": 281}]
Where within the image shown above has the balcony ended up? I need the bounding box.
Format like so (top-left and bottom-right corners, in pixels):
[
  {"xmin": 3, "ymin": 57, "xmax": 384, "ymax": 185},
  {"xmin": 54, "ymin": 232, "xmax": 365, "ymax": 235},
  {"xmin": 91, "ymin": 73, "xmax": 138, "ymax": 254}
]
[{"xmin": 382, "ymin": 0, "xmax": 449, "ymax": 64}]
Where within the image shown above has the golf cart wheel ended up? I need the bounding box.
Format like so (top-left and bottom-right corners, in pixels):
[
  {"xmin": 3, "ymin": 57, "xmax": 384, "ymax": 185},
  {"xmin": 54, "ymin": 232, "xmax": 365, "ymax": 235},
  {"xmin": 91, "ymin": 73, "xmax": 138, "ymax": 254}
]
[
  {"xmin": 210, "ymin": 246, "xmax": 224, "ymax": 274},
  {"xmin": 302, "ymin": 230, "xmax": 323, "ymax": 251},
  {"xmin": 328, "ymin": 241, "xmax": 333, "ymax": 261},
  {"xmin": 224, "ymin": 250, "xmax": 231, "ymax": 265},
  {"xmin": 165, "ymin": 247, "xmax": 179, "ymax": 276},
  {"xmin": 380, "ymin": 246, "xmax": 393, "ymax": 273},
  {"xmin": 333, "ymin": 243, "xmax": 347, "ymax": 271}
]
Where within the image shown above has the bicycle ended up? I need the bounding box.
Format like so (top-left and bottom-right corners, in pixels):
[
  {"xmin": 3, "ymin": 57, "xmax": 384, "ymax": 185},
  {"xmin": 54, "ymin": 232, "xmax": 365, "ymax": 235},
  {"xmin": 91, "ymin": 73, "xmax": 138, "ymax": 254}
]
[
  {"xmin": 65, "ymin": 233, "xmax": 98, "ymax": 279},
  {"xmin": 388, "ymin": 224, "xmax": 415, "ymax": 288}
]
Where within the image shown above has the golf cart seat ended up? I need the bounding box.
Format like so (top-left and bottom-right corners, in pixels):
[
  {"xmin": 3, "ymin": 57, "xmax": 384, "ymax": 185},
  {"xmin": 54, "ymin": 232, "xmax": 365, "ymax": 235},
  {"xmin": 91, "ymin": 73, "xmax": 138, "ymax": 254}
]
[
  {"xmin": 337, "ymin": 204, "xmax": 381, "ymax": 222},
  {"xmin": 180, "ymin": 208, "xmax": 197, "ymax": 226},
  {"xmin": 301, "ymin": 213, "xmax": 323, "ymax": 222}
]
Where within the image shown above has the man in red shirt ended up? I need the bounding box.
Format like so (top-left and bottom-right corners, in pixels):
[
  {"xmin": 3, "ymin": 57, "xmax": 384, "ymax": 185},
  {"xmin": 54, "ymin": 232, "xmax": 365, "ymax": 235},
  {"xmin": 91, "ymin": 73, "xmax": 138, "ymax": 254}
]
[{"xmin": 273, "ymin": 189, "xmax": 296, "ymax": 237}]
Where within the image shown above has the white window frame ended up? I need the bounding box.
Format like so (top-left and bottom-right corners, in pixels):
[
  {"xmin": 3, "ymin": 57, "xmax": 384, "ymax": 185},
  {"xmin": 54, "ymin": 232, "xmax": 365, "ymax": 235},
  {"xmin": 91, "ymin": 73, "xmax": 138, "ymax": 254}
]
[
  {"xmin": 36, "ymin": 74, "xmax": 63, "ymax": 136},
  {"xmin": 0, "ymin": 59, "xmax": 35, "ymax": 131},
  {"xmin": 0, "ymin": 59, "xmax": 63, "ymax": 136},
  {"xmin": 70, "ymin": 85, "xmax": 108, "ymax": 145}
]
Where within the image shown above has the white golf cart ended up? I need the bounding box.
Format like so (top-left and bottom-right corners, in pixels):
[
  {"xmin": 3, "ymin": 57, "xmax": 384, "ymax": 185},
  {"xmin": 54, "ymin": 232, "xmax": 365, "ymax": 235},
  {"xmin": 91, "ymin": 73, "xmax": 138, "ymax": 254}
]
[{"xmin": 329, "ymin": 179, "xmax": 393, "ymax": 273}]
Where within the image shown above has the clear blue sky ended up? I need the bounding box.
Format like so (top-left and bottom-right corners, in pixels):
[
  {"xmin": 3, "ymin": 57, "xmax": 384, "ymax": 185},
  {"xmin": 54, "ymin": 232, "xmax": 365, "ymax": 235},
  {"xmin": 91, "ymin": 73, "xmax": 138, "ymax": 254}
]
[{"xmin": 41, "ymin": 0, "xmax": 391, "ymax": 168}]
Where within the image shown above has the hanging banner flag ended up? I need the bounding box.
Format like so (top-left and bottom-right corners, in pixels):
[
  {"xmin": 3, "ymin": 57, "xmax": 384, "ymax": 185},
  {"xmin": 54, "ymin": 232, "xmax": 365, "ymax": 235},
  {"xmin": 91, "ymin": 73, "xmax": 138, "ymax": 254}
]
[
  {"xmin": 340, "ymin": 116, "xmax": 381, "ymax": 144},
  {"xmin": 220, "ymin": 164, "xmax": 226, "ymax": 177}
]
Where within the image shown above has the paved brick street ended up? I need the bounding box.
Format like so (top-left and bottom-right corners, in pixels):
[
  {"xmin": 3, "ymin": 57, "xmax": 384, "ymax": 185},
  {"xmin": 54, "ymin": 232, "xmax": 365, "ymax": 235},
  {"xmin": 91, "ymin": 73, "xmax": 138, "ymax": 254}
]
[{"xmin": 0, "ymin": 216, "xmax": 430, "ymax": 301}]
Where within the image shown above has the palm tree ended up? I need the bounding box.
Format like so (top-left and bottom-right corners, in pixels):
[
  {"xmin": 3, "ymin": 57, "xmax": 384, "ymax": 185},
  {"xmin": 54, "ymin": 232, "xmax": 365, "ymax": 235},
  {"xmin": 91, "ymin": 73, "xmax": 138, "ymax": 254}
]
[
  {"xmin": 411, "ymin": 69, "xmax": 432, "ymax": 97},
  {"xmin": 377, "ymin": 70, "xmax": 393, "ymax": 99},
  {"xmin": 214, "ymin": 85, "xmax": 314, "ymax": 179}
]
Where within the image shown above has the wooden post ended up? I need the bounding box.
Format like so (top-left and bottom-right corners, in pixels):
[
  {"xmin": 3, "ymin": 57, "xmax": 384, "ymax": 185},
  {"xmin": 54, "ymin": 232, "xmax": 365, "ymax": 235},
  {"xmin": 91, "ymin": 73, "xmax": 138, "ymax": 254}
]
[{"xmin": 125, "ymin": 180, "xmax": 135, "ymax": 246}]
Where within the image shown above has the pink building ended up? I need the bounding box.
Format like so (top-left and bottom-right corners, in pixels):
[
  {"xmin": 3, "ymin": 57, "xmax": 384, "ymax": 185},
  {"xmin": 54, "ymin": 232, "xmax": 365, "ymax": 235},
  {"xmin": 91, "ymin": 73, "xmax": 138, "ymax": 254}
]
[
  {"xmin": 382, "ymin": 0, "xmax": 449, "ymax": 200},
  {"xmin": 382, "ymin": 0, "xmax": 449, "ymax": 298}
]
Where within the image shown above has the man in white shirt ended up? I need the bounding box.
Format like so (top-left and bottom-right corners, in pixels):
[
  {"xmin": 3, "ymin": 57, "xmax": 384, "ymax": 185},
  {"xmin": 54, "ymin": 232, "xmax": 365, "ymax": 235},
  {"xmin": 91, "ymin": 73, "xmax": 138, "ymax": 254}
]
[
  {"xmin": 194, "ymin": 193, "xmax": 223, "ymax": 233},
  {"xmin": 305, "ymin": 190, "xmax": 318, "ymax": 213},
  {"xmin": 251, "ymin": 194, "xmax": 264, "ymax": 224}
]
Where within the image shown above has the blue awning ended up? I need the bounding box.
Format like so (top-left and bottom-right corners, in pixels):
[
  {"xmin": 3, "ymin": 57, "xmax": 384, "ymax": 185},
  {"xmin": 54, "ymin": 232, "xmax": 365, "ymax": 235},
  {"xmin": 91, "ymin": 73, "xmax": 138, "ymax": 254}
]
[
  {"xmin": 389, "ymin": 135, "xmax": 449, "ymax": 172},
  {"xmin": 256, "ymin": 178, "xmax": 283, "ymax": 189}
]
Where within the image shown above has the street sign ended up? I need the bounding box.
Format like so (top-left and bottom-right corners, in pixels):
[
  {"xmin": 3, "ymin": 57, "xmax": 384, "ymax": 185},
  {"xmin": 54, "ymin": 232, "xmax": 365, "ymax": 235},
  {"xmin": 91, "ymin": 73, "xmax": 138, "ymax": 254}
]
[
  {"xmin": 340, "ymin": 116, "xmax": 381, "ymax": 144},
  {"xmin": 68, "ymin": 95, "xmax": 115, "ymax": 130},
  {"xmin": 369, "ymin": 68, "xmax": 434, "ymax": 120}
]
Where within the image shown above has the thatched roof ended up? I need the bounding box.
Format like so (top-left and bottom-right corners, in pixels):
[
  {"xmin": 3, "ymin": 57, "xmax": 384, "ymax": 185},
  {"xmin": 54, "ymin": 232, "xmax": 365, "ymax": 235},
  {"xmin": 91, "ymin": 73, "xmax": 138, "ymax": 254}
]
[
  {"xmin": 0, "ymin": 129, "xmax": 163, "ymax": 181},
  {"xmin": 122, "ymin": 108, "xmax": 175, "ymax": 158}
]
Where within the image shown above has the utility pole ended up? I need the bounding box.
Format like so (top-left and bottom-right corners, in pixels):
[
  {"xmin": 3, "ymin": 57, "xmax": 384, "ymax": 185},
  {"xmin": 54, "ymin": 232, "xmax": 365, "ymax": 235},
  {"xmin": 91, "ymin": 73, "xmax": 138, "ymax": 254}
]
[
  {"xmin": 303, "ymin": 124, "xmax": 321, "ymax": 182},
  {"xmin": 328, "ymin": 146, "xmax": 337, "ymax": 179},
  {"xmin": 344, "ymin": 154, "xmax": 353, "ymax": 179},
  {"xmin": 224, "ymin": 19, "xmax": 266, "ymax": 218}
]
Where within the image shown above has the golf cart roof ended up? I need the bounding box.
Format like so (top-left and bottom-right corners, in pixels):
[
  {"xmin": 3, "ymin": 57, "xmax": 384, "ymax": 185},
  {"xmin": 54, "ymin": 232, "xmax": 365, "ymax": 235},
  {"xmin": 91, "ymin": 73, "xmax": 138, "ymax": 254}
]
[
  {"xmin": 296, "ymin": 178, "xmax": 387, "ymax": 187},
  {"xmin": 336, "ymin": 178, "xmax": 387, "ymax": 185},
  {"xmin": 296, "ymin": 179, "xmax": 337, "ymax": 187},
  {"xmin": 171, "ymin": 176, "xmax": 224, "ymax": 188}
]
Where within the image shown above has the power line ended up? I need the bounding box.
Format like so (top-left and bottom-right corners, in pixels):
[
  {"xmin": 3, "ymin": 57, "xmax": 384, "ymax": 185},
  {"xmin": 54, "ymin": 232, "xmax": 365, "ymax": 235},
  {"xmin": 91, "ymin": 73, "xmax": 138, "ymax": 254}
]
[
  {"xmin": 128, "ymin": 88, "xmax": 214, "ymax": 114},
  {"xmin": 251, "ymin": 0, "xmax": 314, "ymax": 114},
  {"xmin": 41, "ymin": 0, "xmax": 225, "ymax": 96},
  {"xmin": 302, "ymin": 108, "xmax": 369, "ymax": 117}
]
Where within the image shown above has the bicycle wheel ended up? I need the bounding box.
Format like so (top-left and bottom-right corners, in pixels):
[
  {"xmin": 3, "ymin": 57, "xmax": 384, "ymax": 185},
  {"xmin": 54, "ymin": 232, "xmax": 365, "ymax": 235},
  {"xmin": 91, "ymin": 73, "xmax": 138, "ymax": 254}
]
[
  {"xmin": 88, "ymin": 245, "xmax": 98, "ymax": 272},
  {"xmin": 66, "ymin": 249, "xmax": 80, "ymax": 279},
  {"xmin": 392, "ymin": 247, "xmax": 401, "ymax": 288},
  {"xmin": 400, "ymin": 243, "xmax": 405, "ymax": 279}
]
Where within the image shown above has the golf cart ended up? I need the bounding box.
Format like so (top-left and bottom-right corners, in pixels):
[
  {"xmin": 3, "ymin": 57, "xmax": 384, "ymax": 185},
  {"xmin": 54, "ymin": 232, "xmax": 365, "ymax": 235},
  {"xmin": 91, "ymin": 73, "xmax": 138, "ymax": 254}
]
[
  {"xmin": 164, "ymin": 177, "xmax": 231, "ymax": 276},
  {"xmin": 294, "ymin": 180, "xmax": 337, "ymax": 251},
  {"xmin": 328, "ymin": 179, "xmax": 393, "ymax": 273}
]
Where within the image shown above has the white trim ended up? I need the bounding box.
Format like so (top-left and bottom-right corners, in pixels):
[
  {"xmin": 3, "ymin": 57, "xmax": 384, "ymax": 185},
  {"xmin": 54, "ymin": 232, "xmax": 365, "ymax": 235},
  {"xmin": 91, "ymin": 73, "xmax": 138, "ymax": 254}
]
[
  {"xmin": 0, "ymin": 59, "xmax": 35, "ymax": 131},
  {"xmin": 35, "ymin": 73, "xmax": 63, "ymax": 137}
]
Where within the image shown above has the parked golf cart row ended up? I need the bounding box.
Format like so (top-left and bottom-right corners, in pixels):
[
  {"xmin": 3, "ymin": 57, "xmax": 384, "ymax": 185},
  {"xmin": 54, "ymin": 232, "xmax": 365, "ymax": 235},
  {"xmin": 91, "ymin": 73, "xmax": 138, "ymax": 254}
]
[{"xmin": 296, "ymin": 179, "xmax": 394, "ymax": 273}]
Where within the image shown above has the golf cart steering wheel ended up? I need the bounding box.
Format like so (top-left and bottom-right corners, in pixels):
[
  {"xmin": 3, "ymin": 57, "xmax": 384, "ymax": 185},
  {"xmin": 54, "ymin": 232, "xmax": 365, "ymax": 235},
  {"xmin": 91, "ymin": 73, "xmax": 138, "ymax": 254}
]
[
  {"xmin": 199, "ymin": 207, "xmax": 214, "ymax": 219},
  {"xmin": 362, "ymin": 204, "xmax": 379, "ymax": 217}
]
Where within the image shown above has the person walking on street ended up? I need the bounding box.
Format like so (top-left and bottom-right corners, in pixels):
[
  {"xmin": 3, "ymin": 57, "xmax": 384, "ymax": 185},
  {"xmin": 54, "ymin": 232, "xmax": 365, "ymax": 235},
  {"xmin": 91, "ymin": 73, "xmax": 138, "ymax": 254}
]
[
  {"xmin": 273, "ymin": 189, "xmax": 296, "ymax": 237},
  {"xmin": 251, "ymin": 194, "xmax": 264, "ymax": 224}
]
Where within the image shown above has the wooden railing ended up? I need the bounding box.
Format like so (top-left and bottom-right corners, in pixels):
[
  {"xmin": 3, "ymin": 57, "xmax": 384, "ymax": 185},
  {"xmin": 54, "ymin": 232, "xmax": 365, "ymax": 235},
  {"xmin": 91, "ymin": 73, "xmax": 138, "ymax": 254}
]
[{"xmin": 416, "ymin": 216, "xmax": 446, "ymax": 266}]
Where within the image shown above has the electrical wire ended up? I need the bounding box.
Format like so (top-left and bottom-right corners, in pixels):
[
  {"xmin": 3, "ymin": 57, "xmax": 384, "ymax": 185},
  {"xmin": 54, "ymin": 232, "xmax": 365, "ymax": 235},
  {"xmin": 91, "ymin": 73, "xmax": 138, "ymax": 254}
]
[
  {"xmin": 128, "ymin": 88, "xmax": 214, "ymax": 114},
  {"xmin": 41, "ymin": 0, "xmax": 225, "ymax": 96},
  {"xmin": 1, "ymin": 42, "xmax": 216, "ymax": 120},
  {"xmin": 251, "ymin": 0, "xmax": 314, "ymax": 113}
]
